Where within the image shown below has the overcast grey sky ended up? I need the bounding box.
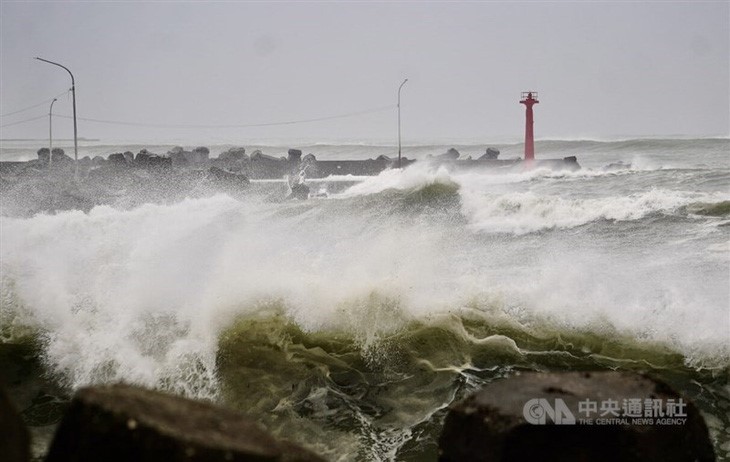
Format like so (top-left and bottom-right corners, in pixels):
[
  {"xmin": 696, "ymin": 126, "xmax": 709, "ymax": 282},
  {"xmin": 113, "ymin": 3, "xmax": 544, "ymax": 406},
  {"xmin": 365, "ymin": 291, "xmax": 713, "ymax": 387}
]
[{"xmin": 1, "ymin": 1, "xmax": 728, "ymax": 144}]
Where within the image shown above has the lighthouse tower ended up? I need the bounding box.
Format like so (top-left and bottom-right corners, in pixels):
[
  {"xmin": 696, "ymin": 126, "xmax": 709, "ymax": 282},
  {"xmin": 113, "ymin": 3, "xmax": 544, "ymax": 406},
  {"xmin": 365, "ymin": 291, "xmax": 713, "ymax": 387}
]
[{"xmin": 520, "ymin": 91, "xmax": 539, "ymax": 162}]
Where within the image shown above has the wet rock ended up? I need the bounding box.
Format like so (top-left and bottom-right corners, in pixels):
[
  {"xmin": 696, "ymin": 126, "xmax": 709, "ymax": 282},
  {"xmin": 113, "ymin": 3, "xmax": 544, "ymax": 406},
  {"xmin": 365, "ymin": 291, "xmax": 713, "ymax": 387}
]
[
  {"xmin": 167, "ymin": 147, "xmax": 199, "ymax": 165},
  {"xmin": 45, "ymin": 384, "xmax": 325, "ymax": 462},
  {"xmin": 0, "ymin": 341, "xmax": 68, "ymax": 427},
  {"xmin": 286, "ymin": 175, "xmax": 310, "ymax": 200},
  {"xmin": 79, "ymin": 156, "xmax": 92, "ymax": 166},
  {"xmin": 248, "ymin": 150, "xmax": 298, "ymax": 178},
  {"xmin": 123, "ymin": 151, "xmax": 134, "ymax": 163},
  {"xmin": 107, "ymin": 153, "xmax": 131, "ymax": 166},
  {"xmin": 287, "ymin": 149, "xmax": 303, "ymax": 162},
  {"xmin": 149, "ymin": 156, "xmax": 172, "ymax": 168},
  {"xmin": 251, "ymin": 150, "xmax": 280, "ymax": 162},
  {"xmin": 376, "ymin": 155, "xmax": 392, "ymax": 162},
  {"xmin": 166, "ymin": 147, "xmax": 209, "ymax": 164},
  {"xmin": 135, "ymin": 149, "xmax": 153, "ymax": 164},
  {"xmin": 0, "ymin": 385, "xmax": 30, "ymax": 462},
  {"xmin": 438, "ymin": 371, "xmax": 715, "ymax": 462},
  {"xmin": 91, "ymin": 156, "xmax": 106, "ymax": 166},
  {"xmin": 207, "ymin": 166, "xmax": 250, "ymax": 193},
  {"xmin": 478, "ymin": 147, "xmax": 500, "ymax": 160},
  {"xmin": 37, "ymin": 148, "xmax": 73, "ymax": 164},
  {"xmin": 218, "ymin": 147, "xmax": 248, "ymax": 162},
  {"xmin": 192, "ymin": 146, "xmax": 210, "ymax": 163},
  {"xmin": 136, "ymin": 150, "xmax": 171, "ymax": 168},
  {"xmin": 299, "ymin": 155, "xmax": 318, "ymax": 177},
  {"xmin": 168, "ymin": 150, "xmax": 189, "ymax": 165},
  {"xmin": 52, "ymin": 149, "xmax": 74, "ymax": 164},
  {"xmin": 37, "ymin": 148, "xmax": 50, "ymax": 162}
]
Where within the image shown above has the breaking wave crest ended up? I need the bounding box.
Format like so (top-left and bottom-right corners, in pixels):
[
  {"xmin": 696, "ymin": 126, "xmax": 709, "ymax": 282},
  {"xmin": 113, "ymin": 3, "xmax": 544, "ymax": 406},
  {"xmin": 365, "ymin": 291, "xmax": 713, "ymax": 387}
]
[
  {"xmin": 333, "ymin": 164, "xmax": 729, "ymax": 234},
  {"xmin": 1, "ymin": 190, "xmax": 727, "ymax": 385},
  {"xmin": 3, "ymin": 290, "xmax": 728, "ymax": 460},
  {"xmin": 1, "ymin": 150, "xmax": 728, "ymax": 460}
]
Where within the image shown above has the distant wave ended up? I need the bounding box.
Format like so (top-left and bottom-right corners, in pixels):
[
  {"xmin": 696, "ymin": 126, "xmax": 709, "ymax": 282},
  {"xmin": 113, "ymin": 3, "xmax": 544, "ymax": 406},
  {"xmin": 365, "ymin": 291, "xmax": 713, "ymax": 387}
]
[{"xmin": 332, "ymin": 164, "xmax": 729, "ymax": 234}]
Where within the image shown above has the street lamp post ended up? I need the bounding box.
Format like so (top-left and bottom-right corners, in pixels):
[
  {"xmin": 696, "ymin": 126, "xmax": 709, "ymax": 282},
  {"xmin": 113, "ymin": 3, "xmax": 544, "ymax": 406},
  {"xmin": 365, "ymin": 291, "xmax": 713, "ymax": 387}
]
[
  {"xmin": 397, "ymin": 78, "xmax": 408, "ymax": 169},
  {"xmin": 35, "ymin": 57, "xmax": 78, "ymax": 177},
  {"xmin": 49, "ymin": 98, "xmax": 57, "ymax": 168}
]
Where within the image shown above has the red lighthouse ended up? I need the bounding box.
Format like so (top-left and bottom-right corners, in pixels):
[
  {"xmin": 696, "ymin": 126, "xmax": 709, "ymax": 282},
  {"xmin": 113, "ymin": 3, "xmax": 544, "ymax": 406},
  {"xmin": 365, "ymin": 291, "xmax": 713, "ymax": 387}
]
[{"xmin": 520, "ymin": 91, "xmax": 539, "ymax": 162}]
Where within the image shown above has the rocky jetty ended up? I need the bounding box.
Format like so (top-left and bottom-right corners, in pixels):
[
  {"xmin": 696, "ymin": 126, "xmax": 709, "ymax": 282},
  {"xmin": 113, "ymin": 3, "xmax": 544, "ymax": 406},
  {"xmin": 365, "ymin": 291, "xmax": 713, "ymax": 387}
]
[
  {"xmin": 219, "ymin": 147, "xmax": 248, "ymax": 160},
  {"xmin": 167, "ymin": 146, "xmax": 209, "ymax": 165},
  {"xmin": 215, "ymin": 147, "xmax": 251, "ymax": 172},
  {"xmin": 0, "ymin": 144, "xmax": 581, "ymax": 215}
]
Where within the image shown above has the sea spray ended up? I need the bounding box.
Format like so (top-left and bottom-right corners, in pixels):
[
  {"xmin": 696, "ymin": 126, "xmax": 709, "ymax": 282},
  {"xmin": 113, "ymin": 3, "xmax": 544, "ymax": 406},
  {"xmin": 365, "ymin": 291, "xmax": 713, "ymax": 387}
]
[
  {"xmin": 2, "ymin": 177, "xmax": 727, "ymax": 384},
  {"xmin": 1, "ymin": 138, "xmax": 728, "ymax": 460}
]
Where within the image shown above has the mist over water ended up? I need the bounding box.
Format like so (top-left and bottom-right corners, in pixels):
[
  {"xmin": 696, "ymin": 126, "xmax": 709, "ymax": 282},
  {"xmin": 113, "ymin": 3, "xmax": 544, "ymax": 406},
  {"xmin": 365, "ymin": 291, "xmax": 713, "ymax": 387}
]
[{"xmin": 1, "ymin": 138, "xmax": 729, "ymax": 460}]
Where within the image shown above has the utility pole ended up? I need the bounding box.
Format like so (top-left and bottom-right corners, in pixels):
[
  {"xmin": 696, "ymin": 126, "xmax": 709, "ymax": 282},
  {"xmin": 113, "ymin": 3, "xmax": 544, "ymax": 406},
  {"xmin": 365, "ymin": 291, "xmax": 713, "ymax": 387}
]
[
  {"xmin": 397, "ymin": 78, "xmax": 408, "ymax": 169},
  {"xmin": 49, "ymin": 98, "xmax": 57, "ymax": 167},
  {"xmin": 35, "ymin": 57, "xmax": 78, "ymax": 177}
]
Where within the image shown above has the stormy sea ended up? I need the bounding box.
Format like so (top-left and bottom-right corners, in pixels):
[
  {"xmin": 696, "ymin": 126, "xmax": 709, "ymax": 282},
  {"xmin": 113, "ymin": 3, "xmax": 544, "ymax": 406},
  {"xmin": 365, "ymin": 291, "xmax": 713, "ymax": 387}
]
[{"xmin": 1, "ymin": 138, "xmax": 728, "ymax": 461}]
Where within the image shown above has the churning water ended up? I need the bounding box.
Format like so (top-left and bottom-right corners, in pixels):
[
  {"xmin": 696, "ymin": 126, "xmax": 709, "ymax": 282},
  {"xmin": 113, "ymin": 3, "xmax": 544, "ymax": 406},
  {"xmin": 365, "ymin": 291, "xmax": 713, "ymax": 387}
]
[{"xmin": 1, "ymin": 138, "xmax": 729, "ymax": 460}]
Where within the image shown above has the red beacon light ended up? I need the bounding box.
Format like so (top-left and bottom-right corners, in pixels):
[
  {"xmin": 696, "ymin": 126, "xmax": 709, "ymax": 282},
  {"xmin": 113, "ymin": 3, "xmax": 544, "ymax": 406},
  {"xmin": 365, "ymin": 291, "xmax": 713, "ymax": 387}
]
[{"xmin": 520, "ymin": 91, "xmax": 539, "ymax": 162}]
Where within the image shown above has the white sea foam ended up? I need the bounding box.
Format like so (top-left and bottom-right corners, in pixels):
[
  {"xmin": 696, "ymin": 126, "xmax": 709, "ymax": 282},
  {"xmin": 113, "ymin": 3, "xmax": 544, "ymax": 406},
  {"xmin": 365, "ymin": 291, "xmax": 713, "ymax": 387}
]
[
  {"xmin": 460, "ymin": 188, "xmax": 700, "ymax": 234},
  {"xmin": 1, "ymin": 176, "xmax": 728, "ymax": 398},
  {"xmin": 335, "ymin": 163, "xmax": 725, "ymax": 234},
  {"xmin": 2, "ymin": 138, "xmax": 729, "ymax": 395}
]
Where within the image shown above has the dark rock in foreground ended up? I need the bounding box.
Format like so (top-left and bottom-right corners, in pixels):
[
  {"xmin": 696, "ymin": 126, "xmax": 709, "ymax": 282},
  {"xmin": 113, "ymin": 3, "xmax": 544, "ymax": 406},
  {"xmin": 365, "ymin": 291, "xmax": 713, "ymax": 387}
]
[
  {"xmin": 46, "ymin": 384, "xmax": 325, "ymax": 462},
  {"xmin": 438, "ymin": 371, "xmax": 715, "ymax": 462},
  {"xmin": 0, "ymin": 385, "xmax": 30, "ymax": 462}
]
